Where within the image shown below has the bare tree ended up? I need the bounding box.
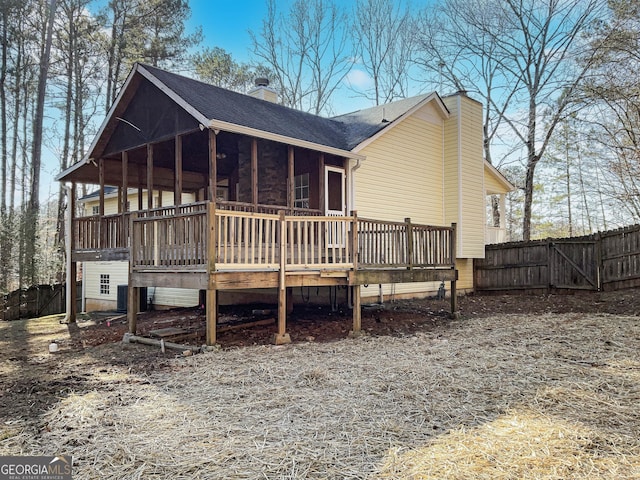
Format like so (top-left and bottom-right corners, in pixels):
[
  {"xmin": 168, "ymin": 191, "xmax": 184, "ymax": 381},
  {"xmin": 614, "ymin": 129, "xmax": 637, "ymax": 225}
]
[
  {"xmin": 23, "ymin": 0, "xmax": 57, "ymax": 286},
  {"xmin": 417, "ymin": 0, "xmax": 604, "ymax": 240},
  {"xmin": 101, "ymin": 0, "xmax": 200, "ymax": 109},
  {"xmin": 250, "ymin": 0, "xmax": 351, "ymax": 114},
  {"xmin": 577, "ymin": 0, "xmax": 640, "ymax": 224},
  {"xmin": 351, "ymin": 0, "xmax": 416, "ymax": 105}
]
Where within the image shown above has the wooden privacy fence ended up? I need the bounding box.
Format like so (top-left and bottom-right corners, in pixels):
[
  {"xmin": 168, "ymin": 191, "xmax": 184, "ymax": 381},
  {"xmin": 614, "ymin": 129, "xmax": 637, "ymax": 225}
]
[
  {"xmin": 475, "ymin": 224, "xmax": 640, "ymax": 292},
  {"xmin": 2, "ymin": 283, "xmax": 81, "ymax": 321}
]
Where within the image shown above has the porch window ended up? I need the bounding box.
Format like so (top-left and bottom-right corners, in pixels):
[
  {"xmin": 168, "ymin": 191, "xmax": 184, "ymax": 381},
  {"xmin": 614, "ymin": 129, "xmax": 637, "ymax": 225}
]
[
  {"xmin": 294, "ymin": 173, "xmax": 309, "ymax": 209},
  {"xmin": 100, "ymin": 274, "xmax": 110, "ymax": 295},
  {"xmin": 92, "ymin": 206, "xmax": 99, "ymax": 215}
]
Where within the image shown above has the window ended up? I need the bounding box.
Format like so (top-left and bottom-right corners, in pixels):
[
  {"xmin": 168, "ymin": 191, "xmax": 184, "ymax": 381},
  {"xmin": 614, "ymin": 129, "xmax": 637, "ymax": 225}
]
[
  {"xmin": 294, "ymin": 173, "xmax": 310, "ymax": 209},
  {"xmin": 99, "ymin": 274, "xmax": 110, "ymax": 295},
  {"xmin": 92, "ymin": 206, "xmax": 99, "ymax": 215}
]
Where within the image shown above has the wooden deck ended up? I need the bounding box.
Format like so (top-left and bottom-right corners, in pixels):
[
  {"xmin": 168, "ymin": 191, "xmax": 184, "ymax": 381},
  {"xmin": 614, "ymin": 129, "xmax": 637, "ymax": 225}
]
[{"xmin": 71, "ymin": 200, "xmax": 458, "ymax": 344}]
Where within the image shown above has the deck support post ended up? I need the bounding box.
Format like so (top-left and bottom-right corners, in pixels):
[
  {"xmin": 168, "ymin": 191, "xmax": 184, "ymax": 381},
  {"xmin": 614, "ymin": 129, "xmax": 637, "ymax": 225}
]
[
  {"xmin": 128, "ymin": 213, "xmax": 138, "ymax": 334},
  {"xmin": 127, "ymin": 283, "xmax": 139, "ymax": 334},
  {"xmin": 350, "ymin": 285, "xmax": 362, "ymax": 336},
  {"xmin": 209, "ymin": 130, "xmax": 217, "ymax": 202},
  {"xmin": 251, "ymin": 138, "xmax": 258, "ymax": 207},
  {"xmin": 121, "ymin": 151, "xmax": 128, "ymax": 214},
  {"xmin": 274, "ymin": 210, "xmax": 291, "ymax": 345},
  {"xmin": 175, "ymin": 134, "xmax": 183, "ymax": 206},
  {"xmin": 98, "ymin": 159, "xmax": 105, "ymax": 247},
  {"xmin": 65, "ymin": 183, "xmax": 77, "ymax": 323},
  {"xmin": 450, "ymin": 223, "xmax": 459, "ymax": 318},
  {"xmin": 206, "ymin": 202, "xmax": 218, "ymax": 345},
  {"xmin": 206, "ymin": 289, "xmax": 218, "ymax": 345},
  {"xmin": 147, "ymin": 144, "xmax": 154, "ymax": 210},
  {"xmin": 288, "ymin": 146, "xmax": 295, "ymax": 211}
]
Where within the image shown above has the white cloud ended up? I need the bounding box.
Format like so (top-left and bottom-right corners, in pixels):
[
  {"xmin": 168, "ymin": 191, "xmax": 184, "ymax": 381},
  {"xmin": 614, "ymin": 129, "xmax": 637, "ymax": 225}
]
[{"xmin": 344, "ymin": 69, "xmax": 373, "ymax": 89}]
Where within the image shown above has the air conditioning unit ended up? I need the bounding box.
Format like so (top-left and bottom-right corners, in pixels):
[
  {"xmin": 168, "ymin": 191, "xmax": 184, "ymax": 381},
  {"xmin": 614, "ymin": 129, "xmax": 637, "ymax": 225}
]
[{"xmin": 117, "ymin": 285, "xmax": 148, "ymax": 313}]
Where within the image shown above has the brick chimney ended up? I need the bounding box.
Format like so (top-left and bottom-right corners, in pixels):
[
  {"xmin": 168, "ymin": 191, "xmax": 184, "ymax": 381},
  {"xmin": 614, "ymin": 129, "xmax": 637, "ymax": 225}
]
[{"xmin": 248, "ymin": 77, "xmax": 278, "ymax": 103}]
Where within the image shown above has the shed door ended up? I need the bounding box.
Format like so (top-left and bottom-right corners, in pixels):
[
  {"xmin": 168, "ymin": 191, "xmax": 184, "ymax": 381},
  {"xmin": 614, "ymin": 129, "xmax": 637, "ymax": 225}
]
[{"xmin": 325, "ymin": 166, "xmax": 346, "ymax": 248}]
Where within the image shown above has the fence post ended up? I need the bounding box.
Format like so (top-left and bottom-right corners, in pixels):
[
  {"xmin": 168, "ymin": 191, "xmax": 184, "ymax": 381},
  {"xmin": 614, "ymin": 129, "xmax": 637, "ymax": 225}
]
[
  {"xmin": 595, "ymin": 232, "xmax": 603, "ymax": 291},
  {"xmin": 547, "ymin": 239, "xmax": 553, "ymax": 291},
  {"xmin": 405, "ymin": 217, "xmax": 413, "ymax": 270}
]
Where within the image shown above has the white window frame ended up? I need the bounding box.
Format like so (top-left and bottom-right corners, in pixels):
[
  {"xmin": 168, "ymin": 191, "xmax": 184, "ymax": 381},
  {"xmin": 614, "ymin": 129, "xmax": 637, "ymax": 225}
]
[
  {"xmin": 294, "ymin": 173, "xmax": 310, "ymax": 209},
  {"xmin": 99, "ymin": 274, "xmax": 110, "ymax": 295}
]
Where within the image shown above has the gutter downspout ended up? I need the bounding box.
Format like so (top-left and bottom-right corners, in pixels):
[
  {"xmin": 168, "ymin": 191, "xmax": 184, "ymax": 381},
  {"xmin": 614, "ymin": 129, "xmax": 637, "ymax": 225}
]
[{"xmin": 348, "ymin": 157, "xmax": 362, "ymax": 214}]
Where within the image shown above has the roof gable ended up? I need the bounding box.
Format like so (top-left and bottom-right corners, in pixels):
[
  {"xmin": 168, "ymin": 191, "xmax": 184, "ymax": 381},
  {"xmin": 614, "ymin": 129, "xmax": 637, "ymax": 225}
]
[
  {"xmin": 334, "ymin": 93, "xmax": 449, "ymax": 152},
  {"xmin": 103, "ymin": 77, "xmax": 200, "ymax": 156}
]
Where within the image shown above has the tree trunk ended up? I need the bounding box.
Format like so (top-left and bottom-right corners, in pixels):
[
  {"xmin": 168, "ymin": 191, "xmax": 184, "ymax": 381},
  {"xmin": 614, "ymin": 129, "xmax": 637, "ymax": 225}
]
[
  {"xmin": 0, "ymin": 7, "xmax": 8, "ymax": 292},
  {"xmin": 56, "ymin": 3, "xmax": 75, "ymax": 268},
  {"xmin": 522, "ymin": 153, "xmax": 539, "ymax": 242},
  {"xmin": 24, "ymin": 0, "xmax": 57, "ymax": 286}
]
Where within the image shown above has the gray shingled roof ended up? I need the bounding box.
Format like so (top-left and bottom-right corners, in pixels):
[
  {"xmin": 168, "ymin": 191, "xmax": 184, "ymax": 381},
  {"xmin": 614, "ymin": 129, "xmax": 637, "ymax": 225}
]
[
  {"xmin": 142, "ymin": 64, "xmax": 436, "ymax": 152},
  {"xmin": 334, "ymin": 95, "xmax": 433, "ymax": 149},
  {"xmin": 79, "ymin": 186, "xmax": 117, "ymax": 201}
]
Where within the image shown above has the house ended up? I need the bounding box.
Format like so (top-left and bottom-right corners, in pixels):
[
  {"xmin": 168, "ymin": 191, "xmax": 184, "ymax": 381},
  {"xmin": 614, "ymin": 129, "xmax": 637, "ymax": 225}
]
[{"xmin": 57, "ymin": 63, "xmax": 513, "ymax": 345}]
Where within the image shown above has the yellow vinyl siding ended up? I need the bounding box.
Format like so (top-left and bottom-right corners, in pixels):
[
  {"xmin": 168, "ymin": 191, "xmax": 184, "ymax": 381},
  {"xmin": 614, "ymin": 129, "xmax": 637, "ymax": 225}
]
[
  {"xmin": 442, "ymin": 97, "xmax": 460, "ymax": 231},
  {"xmin": 442, "ymin": 95, "xmax": 485, "ymax": 259},
  {"xmin": 456, "ymin": 258, "xmax": 474, "ymax": 290},
  {"xmin": 354, "ymin": 99, "xmax": 480, "ymax": 298},
  {"xmin": 355, "ymin": 106, "xmax": 444, "ymax": 225},
  {"xmin": 484, "ymin": 164, "xmax": 511, "ymax": 194},
  {"xmin": 458, "ymin": 97, "xmax": 485, "ymax": 258}
]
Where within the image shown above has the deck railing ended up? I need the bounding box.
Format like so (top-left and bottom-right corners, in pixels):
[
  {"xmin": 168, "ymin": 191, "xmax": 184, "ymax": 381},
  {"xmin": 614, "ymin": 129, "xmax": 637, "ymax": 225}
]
[
  {"xmin": 215, "ymin": 210, "xmax": 281, "ymax": 270},
  {"xmin": 131, "ymin": 210, "xmax": 207, "ymax": 269},
  {"xmin": 127, "ymin": 206, "xmax": 454, "ymax": 272},
  {"xmin": 357, "ymin": 218, "xmax": 454, "ymax": 269},
  {"xmin": 285, "ymin": 214, "xmax": 353, "ymax": 269},
  {"xmin": 75, "ymin": 213, "xmax": 130, "ymax": 250},
  {"xmin": 138, "ymin": 201, "xmax": 208, "ymax": 218},
  {"xmin": 217, "ymin": 200, "xmax": 322, "ymax": 216}
]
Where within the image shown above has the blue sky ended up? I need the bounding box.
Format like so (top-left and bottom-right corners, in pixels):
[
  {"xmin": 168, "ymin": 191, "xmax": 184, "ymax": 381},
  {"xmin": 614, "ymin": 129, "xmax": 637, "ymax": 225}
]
[{"xmin": 187, "ymin": 0, "xmax": 268, "ymax": 63}]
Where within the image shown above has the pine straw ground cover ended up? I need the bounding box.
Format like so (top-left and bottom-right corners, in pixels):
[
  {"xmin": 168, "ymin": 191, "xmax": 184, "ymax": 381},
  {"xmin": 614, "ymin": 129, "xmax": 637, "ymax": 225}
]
[{"xmin": 2, "ymin": 312, "xmax": 640, "ymax": 479}]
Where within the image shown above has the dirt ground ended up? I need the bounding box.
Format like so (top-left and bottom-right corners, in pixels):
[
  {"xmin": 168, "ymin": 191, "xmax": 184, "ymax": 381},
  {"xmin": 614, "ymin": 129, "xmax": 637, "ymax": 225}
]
[
  {"xmin": 1, "ymin": 289, "xmax": 639, "ymax": 478},
  {"xmin": 47, "ymin": 287, "xmax": 640, "ymax": 350}
]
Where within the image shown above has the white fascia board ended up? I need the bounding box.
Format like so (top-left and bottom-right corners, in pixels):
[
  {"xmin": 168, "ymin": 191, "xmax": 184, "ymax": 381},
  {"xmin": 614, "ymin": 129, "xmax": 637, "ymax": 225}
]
[{"xmin": 209, "ymin": 119, "xmax": 365, "ymax": 161}]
